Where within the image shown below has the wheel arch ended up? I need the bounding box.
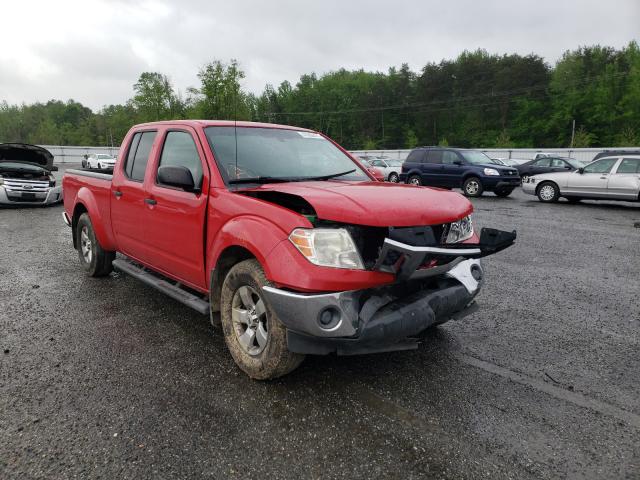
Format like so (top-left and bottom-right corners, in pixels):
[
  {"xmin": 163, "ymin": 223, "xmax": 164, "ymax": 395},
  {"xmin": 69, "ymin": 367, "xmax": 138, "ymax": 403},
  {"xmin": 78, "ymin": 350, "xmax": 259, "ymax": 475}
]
[{"xmin": 209, "ymin": 246, "xmax": 256, "ymax": 312}]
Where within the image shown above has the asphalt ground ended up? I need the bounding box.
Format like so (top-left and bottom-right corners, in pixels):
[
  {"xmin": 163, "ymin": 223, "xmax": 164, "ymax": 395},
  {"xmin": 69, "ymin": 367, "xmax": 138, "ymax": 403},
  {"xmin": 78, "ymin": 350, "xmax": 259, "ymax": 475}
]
[{"xmin": 1, "ymin": 165, "xmax": 639, "ymax": 479}]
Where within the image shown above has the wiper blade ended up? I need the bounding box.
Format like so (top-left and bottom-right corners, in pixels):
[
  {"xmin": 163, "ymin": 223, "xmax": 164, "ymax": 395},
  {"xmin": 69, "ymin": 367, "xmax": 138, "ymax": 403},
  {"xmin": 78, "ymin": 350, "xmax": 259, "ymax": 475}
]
[{"xmin": 228, "ymin": 169, "xmax": 356, "ymax": 185}]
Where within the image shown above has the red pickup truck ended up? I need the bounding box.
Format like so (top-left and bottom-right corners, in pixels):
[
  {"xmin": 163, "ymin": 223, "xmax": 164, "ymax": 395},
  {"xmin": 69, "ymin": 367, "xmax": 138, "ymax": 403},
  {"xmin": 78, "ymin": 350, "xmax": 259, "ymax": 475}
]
[{"xmin": 62, "ymin": 120, "xmax": 515, "ymax": 379}]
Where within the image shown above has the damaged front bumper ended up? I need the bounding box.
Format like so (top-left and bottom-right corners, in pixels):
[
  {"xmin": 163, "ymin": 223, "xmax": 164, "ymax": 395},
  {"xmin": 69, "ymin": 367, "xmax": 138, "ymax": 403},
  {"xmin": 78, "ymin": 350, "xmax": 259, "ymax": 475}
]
[{"xmin": 262, "ymin": 227, "xmax": 515, "ymax": 355}]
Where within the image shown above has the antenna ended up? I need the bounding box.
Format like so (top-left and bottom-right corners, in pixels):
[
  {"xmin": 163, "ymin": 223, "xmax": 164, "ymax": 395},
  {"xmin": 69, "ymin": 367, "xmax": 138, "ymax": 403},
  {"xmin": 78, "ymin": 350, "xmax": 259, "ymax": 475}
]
[{"xmin": 234, "ymin": 83, "xmax": 238, "ymax": 180}]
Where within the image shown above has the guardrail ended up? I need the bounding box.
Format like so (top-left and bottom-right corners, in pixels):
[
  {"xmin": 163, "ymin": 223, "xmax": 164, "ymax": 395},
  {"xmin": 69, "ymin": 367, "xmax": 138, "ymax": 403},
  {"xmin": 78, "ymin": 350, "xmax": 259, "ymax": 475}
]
[{"xmin": 42, "ymin": 144, "xmax": 637, "ymax": 164}]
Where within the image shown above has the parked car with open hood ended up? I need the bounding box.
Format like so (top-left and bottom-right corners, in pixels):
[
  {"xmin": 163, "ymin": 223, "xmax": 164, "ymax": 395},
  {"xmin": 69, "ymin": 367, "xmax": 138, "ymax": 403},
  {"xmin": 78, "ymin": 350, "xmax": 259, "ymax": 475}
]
[
  {"xmin": 522, "ymin": 155, "xmax": 640, "ymax": 203},
  {"xmin": 0, "ymin": 143, "xmax": 62, "ymax": 206},
  {"xmin": 62, "ymin": 120, "xmax": 515, "ymax": 379}
]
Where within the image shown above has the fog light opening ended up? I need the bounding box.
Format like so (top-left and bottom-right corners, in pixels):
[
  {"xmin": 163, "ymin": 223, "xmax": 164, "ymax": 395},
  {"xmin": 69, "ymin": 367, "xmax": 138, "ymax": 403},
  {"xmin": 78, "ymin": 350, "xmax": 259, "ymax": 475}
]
[
  {"xmin": 470, "ymin": 264, "xmax": 482, "ymax": 281},
  {"xmin": 317, "ymin": 307, "xmax": 341, "ymax": 331}
]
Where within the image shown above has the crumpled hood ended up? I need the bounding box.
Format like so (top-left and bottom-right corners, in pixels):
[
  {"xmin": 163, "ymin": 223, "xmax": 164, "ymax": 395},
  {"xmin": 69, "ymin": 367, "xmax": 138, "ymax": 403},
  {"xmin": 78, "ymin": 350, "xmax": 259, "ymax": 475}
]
[
  {"xmin": 0, "ymin": 143, "xmax": 55, "ymax": 170},
  {"xmin": 246, "ymin": 181, "xmax": 473, "ymax": 227}
]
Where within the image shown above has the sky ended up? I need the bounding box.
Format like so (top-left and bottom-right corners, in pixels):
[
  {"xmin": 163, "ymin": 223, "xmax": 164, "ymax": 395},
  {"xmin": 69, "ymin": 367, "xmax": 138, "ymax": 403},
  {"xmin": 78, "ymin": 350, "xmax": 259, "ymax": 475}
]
[{"xmin": 0, "ymin": 0, "xmax": 638, "ymax": 111}]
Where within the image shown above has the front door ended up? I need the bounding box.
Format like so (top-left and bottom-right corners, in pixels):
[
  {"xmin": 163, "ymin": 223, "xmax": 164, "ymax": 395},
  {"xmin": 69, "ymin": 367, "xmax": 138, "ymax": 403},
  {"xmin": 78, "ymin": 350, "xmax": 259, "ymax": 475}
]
[
  {"xmin": 142, "ymin": 128, "xmax": 210, "ymax": 290},
  {"xmin": 440, "ymin": 150, "xmax": 463, "ymax": 187},
  {"xmin": 566, "ymin": 157, "xmax": 618, "ymax": 197}
]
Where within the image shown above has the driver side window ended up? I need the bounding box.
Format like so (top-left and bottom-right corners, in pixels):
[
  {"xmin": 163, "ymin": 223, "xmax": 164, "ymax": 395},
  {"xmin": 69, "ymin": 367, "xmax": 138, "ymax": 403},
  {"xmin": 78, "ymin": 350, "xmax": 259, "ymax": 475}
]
[
  {"xmin": 157, "ymin": 131, "xmax": 204, "ymax": 189},
  {"xmin": 583, "ymin": 158, "xmax": 617, "ymax": 174},
  {"xmin": 442, "ymin": 151, "xmax": 459, "ymax": 164}
]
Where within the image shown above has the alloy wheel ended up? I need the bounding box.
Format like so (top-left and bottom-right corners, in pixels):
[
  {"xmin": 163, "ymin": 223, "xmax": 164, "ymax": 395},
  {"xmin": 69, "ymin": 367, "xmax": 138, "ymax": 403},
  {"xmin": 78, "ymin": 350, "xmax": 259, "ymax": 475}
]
[
  {"xmin": 466, "ymin": 180, "xmax": 479, "ymax": 195},
  {"xmin": 80, "ymin": 226, "xmax": 92, "ymax": 264},
  {"xmin": 231, "ymin": 285, "xmax": 269, "ymax": 356},
  {"xmin": 539, "ymin": 184, "xmax": 556, "ymax": 201}
]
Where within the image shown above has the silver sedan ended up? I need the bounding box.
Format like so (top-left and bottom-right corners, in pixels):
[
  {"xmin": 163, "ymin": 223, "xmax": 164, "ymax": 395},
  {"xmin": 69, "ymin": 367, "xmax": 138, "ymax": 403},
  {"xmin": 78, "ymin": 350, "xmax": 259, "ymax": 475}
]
[{"xmin": 522, "ymin": 155, "xmax": 640, "ymax": 203}]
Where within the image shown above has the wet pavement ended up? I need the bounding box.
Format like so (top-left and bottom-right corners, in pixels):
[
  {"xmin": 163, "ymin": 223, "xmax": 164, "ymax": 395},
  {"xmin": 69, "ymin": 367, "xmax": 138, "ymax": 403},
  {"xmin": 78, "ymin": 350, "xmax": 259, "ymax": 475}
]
[{"xmin": 1, "ymin": 165, "xmax": 639, "ymax": 479}]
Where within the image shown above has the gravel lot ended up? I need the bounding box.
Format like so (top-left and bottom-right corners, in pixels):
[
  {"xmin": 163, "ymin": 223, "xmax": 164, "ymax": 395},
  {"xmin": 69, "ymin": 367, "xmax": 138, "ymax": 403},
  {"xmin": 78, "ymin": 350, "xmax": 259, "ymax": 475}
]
[{"xmin": 1, "ymin": 165, "xmax": 639, "ymax": 479}]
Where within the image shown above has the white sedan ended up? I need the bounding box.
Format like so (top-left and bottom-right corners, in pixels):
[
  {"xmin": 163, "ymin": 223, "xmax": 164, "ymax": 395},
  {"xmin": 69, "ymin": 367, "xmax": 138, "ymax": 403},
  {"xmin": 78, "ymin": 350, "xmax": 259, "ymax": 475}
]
[
  {"xmin": 85, "ymin": 154, "xmax": 116, "ymax": 170},
  {"xmin": 361, "ymin": 156, "xmax": 404, "ymax": 182},
  {"xmin": 522, "ymin": 155, "xmax": 640, "ymax": 203}
]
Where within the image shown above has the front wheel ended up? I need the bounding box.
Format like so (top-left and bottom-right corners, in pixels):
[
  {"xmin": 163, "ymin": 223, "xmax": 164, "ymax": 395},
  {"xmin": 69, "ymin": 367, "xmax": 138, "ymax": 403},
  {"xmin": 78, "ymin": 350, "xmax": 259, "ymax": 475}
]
[
  {"xmin": 521, "ymin": 174, "xmax": 529, "ymax": 184},
  {"xmin": 388, "ymin": 172, "xmax": 399, "ymax": 183},
  {"xmin": 537, "ymin": 181, "xmax": 560, "ymax": 203},
  {"xmin": 220, "ymin": 259, "xmax": 304, "ymax": 380},
  {"xmin": 76, "ymin": 213, "xmax": 115, "ymax": 277},
  {"xmin": 463, "ymin": 177, "xmax": 483, "ymax": 197}
]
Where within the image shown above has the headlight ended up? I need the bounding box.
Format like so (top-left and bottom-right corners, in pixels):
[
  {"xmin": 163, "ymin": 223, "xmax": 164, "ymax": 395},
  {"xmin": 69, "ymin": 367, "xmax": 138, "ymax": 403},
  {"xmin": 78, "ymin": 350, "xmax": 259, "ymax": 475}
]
[
  {"xmin": 289, "ymin": 228, "xmax": 365, "ymax": 270},
  {"xmin": 484, "ymin": 168, "xmax": 499, "ymax": 176},
  {"xmin": 48, "ymin": 175, "xmax": 56, "ymax": 186},
  {"xmin": 445, "ymin": 215, "xmax": 474, "ymax": 243}
]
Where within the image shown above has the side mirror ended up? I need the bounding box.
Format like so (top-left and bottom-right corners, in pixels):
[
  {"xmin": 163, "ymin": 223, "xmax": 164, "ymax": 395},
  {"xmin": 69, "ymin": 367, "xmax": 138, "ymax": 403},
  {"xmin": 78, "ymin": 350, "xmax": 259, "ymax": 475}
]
[
  {"xmin": 157, "ymin": 165, "xmax": 197, "ymax": 192},
  {"xmin": 577, "ymin": 167, "xmax": 584, "ymax": 174},
  {"xmin": 51, "ymin": 165, "xmax": 59, "ymax": 172},
  {"xmin": 453, "ymin": 159, "xmax": 463, "ymax": 165}
]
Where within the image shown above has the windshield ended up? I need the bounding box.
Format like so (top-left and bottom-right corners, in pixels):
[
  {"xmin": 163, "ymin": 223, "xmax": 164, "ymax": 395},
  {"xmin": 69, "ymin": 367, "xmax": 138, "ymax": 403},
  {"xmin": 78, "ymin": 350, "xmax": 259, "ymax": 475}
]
[
  {"xmin": 97, "ymin": 154, "xmax": 113, "ymax": 160},
  {"xmin": 461, "ymin": 150, "xmax": 498, "ymax": 165},
  {"xmin": 386, "ymin": 159, "xmax": 403, "ymax": 166},
  {"xmin": 204, "ymin": 127, "xmax": 369, "ymax": 183},
  {"xmin": 0, "ymin": 161, "xmax": 46, "ymax": 172}
]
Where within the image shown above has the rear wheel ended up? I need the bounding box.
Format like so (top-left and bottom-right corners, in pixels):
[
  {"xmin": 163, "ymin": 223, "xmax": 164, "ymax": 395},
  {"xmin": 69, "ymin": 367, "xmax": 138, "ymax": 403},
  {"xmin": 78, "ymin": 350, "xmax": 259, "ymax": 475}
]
[
  {"xmin": 463, "ymin": 177, "xmax": 483, "ymax": 197},
  {"xmin": 494, "ymin": 187, "xmax": 514, "ymax": 198},
  {"xmin": 388, "ymin": 172, "xmax": 399, "ymax": 183},
  {"xmin": 408, "ymin": 175, "xmax": 422, "ymax": 186},
  {"xmin": 76, "ymin": 213, "xmax": 114, "ymax": 277},
  {"xmin": 537, "ymin": 181, "xmax": 560, "ymax": 203},
  {"xmin": 220, "ymin": 259, "xmax": 304, "ymax": 380}
]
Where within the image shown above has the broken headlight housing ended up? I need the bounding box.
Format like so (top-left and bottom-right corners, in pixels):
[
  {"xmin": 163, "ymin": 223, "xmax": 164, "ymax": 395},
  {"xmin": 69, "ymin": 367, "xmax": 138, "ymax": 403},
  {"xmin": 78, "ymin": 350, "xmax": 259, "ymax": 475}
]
[
  {"xmin": 289, "ymin": 228, "xmax": 365, "ymax": 270},
  {"xmin": 444, "ymin": 215, "xmax": 474, "ymax": 243}
]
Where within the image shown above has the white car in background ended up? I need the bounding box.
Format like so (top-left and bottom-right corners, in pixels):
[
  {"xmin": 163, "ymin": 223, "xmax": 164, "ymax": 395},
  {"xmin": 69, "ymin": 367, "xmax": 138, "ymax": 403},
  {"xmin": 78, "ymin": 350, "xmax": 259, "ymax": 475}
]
[
  {"xmin": 84, "ymin": 153, "xmax": 116, "ymax": 170},
  {"xmin": 522, "ymin": 155, "xmax": 640, "ymax": 203},
  {"xmin": 358, "ymin": 156, "xmax": 404, "ymax": 182}
]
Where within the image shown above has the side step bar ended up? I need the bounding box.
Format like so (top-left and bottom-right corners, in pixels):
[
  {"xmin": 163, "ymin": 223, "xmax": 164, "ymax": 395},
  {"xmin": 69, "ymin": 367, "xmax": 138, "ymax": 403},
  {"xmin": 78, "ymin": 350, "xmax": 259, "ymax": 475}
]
[{"xmin": 112, "ymin": 258, "xmax": 210, "ymax": 315}]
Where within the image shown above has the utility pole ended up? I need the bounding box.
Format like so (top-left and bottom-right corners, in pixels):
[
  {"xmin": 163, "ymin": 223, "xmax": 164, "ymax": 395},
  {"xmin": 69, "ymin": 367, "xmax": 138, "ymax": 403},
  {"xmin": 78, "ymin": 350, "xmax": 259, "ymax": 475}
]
[
  {"xmin": 381, "ymin": 111, "xmax": 385, "ymax": 147},
  {"xmin": 570, "ymin": 119, "xmax": 576, "ymax": 148}
]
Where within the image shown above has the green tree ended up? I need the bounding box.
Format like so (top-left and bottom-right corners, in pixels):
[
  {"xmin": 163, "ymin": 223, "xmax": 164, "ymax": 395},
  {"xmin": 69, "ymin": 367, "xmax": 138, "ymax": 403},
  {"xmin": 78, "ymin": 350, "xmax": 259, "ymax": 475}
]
[{"xmin": 132, "ymin": 72, "xmax": 182, "ymax": 121}]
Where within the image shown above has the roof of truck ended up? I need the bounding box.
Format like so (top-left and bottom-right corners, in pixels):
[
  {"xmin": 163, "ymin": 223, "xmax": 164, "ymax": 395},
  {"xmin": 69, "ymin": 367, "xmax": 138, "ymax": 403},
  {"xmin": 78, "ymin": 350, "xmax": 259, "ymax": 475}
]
[{"xmin": 133, "ymin": 120, "xmax": 315, "ymax": 132}]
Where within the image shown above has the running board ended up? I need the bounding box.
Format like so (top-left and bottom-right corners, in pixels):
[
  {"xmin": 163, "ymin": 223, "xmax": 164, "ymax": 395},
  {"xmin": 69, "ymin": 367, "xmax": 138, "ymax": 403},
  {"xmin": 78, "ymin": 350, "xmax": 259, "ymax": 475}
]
[{"xmin": 112, "ymin": 258, "xmax": 210, "ymax": 315}]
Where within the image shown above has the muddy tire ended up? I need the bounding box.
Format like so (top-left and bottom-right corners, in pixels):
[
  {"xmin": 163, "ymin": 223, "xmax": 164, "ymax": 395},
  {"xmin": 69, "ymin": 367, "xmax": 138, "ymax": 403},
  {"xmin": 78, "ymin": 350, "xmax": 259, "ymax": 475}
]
[
  {"xmin": 463, "ymin": 177, "xmax": 483, "ymax": 197},
  {"xmin": 220, "ymin": 259, "xmax": 304, "ymax": 380},
  {"xmin": 76, "ymin": 213, "xmax": 114, "ymax": 277}
]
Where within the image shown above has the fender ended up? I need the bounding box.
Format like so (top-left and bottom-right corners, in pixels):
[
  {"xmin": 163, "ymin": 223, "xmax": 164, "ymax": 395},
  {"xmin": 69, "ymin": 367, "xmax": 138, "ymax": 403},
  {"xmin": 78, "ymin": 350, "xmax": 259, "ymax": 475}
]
[
  {"xmin": 206, "ymin": 215, "xmax": 291, "ymax": 282},
  {"xmin": 75, "ymin": 186, "xmax": 117, "ymax": 251}
]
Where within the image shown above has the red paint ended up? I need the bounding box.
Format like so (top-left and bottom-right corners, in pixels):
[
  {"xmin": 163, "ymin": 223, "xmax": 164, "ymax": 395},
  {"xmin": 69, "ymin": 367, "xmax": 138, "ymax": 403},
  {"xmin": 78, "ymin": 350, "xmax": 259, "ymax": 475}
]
[{"xmin": 63, "ymin": 120, "xmax": 475, "ymax": 294}]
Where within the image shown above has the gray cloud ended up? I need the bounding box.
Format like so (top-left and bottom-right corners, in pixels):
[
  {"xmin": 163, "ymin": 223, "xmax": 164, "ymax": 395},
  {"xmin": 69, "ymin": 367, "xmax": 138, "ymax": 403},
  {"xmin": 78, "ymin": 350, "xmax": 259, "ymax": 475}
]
[{"xmin": 1, "ymin": 0, "xmax": 638, "ymax": 110}]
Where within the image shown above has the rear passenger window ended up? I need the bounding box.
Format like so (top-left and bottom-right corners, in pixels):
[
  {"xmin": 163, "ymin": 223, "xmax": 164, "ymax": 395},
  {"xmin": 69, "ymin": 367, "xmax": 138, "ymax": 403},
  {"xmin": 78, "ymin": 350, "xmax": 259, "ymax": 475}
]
[
  {"xmin": 534, "ymin": 159, "xmax": 551, "ymax": 167},
  {"xmin": 550, "ymin": 158, "xmax": 566, "ymax": 167},
  {"xmin": 617, "ymin": 158, "xmax": 640, "ymax": 173},
  {"xmin": 442, "ymin": 151, "xmax": 459, "ymax": 164},
  {"xmin": 124, "ymin": 131, "xmax": 157, "ymax": 181},
  {"xmin": 426, "ymin": 151, "xmax": 443, "ymax": 164},
  {"xmin": 157, "ymin": 131, "xmax": 204, "ymax": 189},
  {"xmin": 406, "ymin": 150, "xmax": 424, "ymax": 163}
]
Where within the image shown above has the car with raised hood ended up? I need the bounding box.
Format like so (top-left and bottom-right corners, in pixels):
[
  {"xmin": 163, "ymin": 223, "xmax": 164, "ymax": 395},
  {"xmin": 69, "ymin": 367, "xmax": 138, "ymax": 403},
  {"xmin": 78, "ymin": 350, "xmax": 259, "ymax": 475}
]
[
  {"xmin": 400, "ymin": 147, "xmax": 521, "ymax": 197},
  {"xmin": 0, "ymin": 143, "xmax": 62, "ymax": 206},
  {"xmin": 62, "ymin": 120, "xmax": 515, "ymax": 379},
  {"xmin": 522, "ymin": 155, "xmax": 640, "ymax": 203}
]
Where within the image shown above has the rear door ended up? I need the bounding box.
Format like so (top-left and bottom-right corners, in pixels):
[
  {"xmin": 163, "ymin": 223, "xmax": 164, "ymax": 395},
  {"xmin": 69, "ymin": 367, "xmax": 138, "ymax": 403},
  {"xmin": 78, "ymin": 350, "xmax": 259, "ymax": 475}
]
[
  {"xmin": 530, "ymin": 158, "xmax": 551, "ymax": 175},
  {"xmin": 111, "ymin": 130, "xmax": 158, "ymax": 260},
  {"xmin": 141, "ymin": 127, "xmax": 210, "ymax": 289},
  {"xmin": 566, "ymin": 157, "xmax": 619, "ymax": 197},
  {"xmin": 606, "ymin": 157, "xmax": 640, "ymax": 199}
]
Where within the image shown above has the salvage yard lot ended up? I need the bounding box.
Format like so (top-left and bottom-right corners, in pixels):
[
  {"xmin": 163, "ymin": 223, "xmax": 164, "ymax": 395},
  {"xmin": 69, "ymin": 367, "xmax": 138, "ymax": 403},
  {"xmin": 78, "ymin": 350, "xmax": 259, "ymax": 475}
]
[{"xmin": 1, "ymin": 165, "xmax": 639, "ymax": 479}]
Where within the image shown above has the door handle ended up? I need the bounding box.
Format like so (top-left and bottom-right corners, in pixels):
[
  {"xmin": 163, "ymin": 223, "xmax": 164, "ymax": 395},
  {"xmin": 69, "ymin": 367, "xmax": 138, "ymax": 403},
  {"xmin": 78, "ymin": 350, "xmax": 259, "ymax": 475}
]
[
  {"xmin": 144, "ymin": 198, "xmax": 157, "ymax": 205},
  {"xmin": 600, "ymin": 176, "xmax": 607, "ymax": 180},
  {"xmin": 114, "ymin": 190, "xmax": 122, "ymax": 197}
]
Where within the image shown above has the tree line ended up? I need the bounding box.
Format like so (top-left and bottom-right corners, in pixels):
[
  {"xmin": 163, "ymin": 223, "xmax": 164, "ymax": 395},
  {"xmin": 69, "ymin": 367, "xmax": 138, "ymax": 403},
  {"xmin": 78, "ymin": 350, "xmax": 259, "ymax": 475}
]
[{"xmin": 0, "ymin": 42, "xmax": 638, "ymax": 149}]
